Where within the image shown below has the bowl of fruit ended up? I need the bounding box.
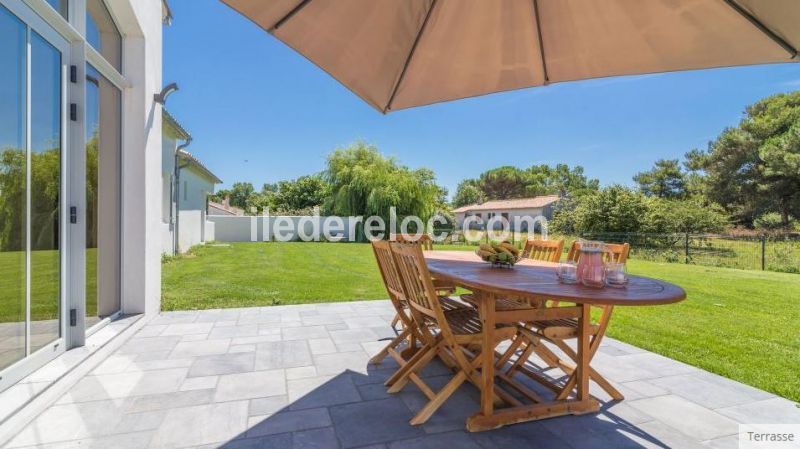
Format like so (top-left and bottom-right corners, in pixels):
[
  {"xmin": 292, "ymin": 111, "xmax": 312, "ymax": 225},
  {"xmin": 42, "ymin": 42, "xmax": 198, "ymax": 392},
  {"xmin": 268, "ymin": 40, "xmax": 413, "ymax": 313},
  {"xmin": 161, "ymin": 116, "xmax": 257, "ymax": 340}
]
[{"xmin": 475, "ymin": 241, "xmax": 520, "ymax": 267}]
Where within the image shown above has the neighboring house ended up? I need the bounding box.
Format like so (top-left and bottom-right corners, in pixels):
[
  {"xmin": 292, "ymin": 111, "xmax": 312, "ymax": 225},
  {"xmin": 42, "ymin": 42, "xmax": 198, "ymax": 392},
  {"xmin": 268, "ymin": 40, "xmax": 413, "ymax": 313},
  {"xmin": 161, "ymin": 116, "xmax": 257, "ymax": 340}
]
[
  {"xmin": 453, "ymin": 195, "xmax": 561, "ymax": 231},
  {"xmin": 208, "ymin": 198, "xmax": 245, "ymax": 216},
  {"xmin": 162, "ymin": 110, "xmax": 222, "ymax": 254}
]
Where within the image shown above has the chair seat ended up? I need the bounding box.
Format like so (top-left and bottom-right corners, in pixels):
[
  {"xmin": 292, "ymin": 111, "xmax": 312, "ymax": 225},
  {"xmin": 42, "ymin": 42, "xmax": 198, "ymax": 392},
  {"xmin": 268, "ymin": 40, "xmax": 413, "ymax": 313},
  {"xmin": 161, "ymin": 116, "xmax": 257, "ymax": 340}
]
[
  {"xmin": 460, "ymin": 293, "xmax": 537, "ymax": 311},
  {"xmin": 440, "ymin": 296, "xmax": 468, "ymax": 311},
  {"xmin": 436, "ymin": 308, "xmax": 516, "ymax": 341},
  {"xmin": 524, "ymin": 318, "xmax": 601, "ymax": 340}
]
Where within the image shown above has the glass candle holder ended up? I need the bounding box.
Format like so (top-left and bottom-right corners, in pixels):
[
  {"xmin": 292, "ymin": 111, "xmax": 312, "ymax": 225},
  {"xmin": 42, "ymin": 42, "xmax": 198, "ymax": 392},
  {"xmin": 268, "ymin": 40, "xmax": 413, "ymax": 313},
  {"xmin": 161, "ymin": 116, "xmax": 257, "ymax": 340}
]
[
  {"xmin": 604, "ymin": 262, "xmax": 628, "ymax": 287},
  {"xmin": 557, "ymin": 261, "xmax": 578, "ymax": 284}
]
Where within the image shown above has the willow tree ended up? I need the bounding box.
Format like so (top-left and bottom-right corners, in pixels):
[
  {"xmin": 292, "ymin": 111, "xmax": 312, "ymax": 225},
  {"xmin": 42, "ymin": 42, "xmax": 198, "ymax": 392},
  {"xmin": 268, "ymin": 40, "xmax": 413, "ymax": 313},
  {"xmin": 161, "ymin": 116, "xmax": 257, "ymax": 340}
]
[{"xmin": 324, "ymin": 142, "xmax": 445, "ymax": 232}]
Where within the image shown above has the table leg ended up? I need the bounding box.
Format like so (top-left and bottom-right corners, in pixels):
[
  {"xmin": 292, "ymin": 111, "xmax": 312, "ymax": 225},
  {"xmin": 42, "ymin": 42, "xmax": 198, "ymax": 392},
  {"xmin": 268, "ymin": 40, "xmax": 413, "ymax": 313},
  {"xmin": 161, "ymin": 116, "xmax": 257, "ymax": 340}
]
[
  {"xmin": 577, "ymin": 303, "xmax": 590, "ymax": 401},
  {"xmin": 480, "ymin": 292, "xmax": 495, "ymax": 417}
]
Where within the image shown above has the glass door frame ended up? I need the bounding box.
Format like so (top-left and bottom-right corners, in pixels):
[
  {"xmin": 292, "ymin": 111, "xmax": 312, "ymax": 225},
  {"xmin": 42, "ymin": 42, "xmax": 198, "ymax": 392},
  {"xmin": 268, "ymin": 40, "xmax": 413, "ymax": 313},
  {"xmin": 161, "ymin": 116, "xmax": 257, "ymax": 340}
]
[{"xmin": 0, "ymin": 0, "xmax": 70, "ymax": 391}]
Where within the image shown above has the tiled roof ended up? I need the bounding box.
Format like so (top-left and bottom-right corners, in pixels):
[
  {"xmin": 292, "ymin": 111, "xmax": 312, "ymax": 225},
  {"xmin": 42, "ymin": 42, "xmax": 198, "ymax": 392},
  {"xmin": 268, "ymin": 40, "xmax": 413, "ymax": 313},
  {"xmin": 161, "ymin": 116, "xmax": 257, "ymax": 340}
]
[
  {"xmin": 452, "ymin": 195, "xmax": 560, "ymax": 213},
  {"xmin": 178, "ymin": 149, "xmax": 222, "ymax": 184},
  {"xmin": 208, "ymin": 201, "xmax": 244, "ymax": 216}
]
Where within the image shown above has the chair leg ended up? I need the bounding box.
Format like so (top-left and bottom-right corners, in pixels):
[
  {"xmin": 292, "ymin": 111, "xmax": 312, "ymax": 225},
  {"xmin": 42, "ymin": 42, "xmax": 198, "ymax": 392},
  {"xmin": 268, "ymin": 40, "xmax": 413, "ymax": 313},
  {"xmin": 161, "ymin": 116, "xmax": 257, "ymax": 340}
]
[
  {"xmin": 369, "ymin": 327, "xmax": 411, "ymax": 365},
  {"xmin": 387, "ymin": 342, "xmax": 440, "ymax": 392},
  {"xmin": 390, "ymin": 313, "xmax": 401, "ymax": 331},
  {"xmin": 409, "ymin": 371, "xmax": 467, "ymax": 425}
]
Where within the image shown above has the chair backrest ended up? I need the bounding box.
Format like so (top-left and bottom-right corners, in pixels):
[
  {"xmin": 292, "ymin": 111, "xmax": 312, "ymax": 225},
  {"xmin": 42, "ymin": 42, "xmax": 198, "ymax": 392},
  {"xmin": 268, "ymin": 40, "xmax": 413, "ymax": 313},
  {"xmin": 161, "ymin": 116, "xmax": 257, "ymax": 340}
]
[
  {"xmin": 389, "ymin": 242, "xmax": 443, "ymax": 323},
  {"xmin": 523, "ymin": 239, "xmax": 564, "ymax": 262},
  {"xmin": 393, "ymin": 233, "xmax": 434, "ymax": 251},
  {"xmin": 567, "ymin": 241, "xmax": 630, "ymax": 264},
  {"xmin": 371, "ymin": 240, "xmax": 408, "ymax": 315}
]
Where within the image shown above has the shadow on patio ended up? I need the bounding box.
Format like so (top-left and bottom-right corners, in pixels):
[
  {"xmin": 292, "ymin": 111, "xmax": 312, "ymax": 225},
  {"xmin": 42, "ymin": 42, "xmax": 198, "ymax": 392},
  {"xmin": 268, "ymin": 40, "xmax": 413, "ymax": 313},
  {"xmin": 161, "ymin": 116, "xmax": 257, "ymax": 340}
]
[{"xmin": 209, "ymin": 359, "xmax": 671, "ymax": 449}]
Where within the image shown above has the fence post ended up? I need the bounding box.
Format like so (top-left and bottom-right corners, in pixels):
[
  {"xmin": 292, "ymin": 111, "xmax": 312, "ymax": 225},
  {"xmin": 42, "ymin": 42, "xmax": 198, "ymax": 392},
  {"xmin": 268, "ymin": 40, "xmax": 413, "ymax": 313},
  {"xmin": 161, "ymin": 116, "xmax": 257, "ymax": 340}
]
[
  {"xmin": 761, "ymin": 234, "xmax": 766, "ymax": 271},
  {"xmin": 684, "ymin": 232, "xmax": 690, "ymax": 264}
]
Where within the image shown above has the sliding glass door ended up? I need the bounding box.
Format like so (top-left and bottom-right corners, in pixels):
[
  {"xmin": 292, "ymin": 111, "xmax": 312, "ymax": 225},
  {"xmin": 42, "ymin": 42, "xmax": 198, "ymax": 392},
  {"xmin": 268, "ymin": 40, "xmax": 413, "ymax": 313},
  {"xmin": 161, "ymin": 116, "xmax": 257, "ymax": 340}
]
[{"xmin": 0, "ymin": 3, "xmax": 66, "ymax": 378}]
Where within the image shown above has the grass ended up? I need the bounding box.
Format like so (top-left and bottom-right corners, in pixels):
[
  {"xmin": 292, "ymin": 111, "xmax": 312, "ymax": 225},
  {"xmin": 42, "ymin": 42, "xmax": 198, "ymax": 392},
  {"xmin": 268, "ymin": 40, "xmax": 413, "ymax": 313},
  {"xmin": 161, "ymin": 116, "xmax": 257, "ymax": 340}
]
[
  {"xmin": 0, "ymin": 249, "xmax": 98, "ymax": 323},
  {"xmin": 163, "ymin": 242, "xmax": 800, "ymax": 402}
]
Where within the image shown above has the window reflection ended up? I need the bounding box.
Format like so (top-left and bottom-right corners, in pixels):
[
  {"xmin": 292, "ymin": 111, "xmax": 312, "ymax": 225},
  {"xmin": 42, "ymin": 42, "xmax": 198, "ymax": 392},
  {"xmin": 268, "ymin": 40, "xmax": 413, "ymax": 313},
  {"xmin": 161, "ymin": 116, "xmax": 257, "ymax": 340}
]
[
  {"xmin": 86, "ymin": 0, "xmax": 121, "ymax": 71},
  {"xmin": 85, "ymin": 64, "xmax": 121, "ymax": 327},
  {"xmin": 29, "ymin": 31, "xmax": 62, "ymax": 354},
  {"xmin": 44, "ymin": 0, "xmax": 68, "ymax": 20},
  {"xmin": 0, "ymin": 5, "xmax": 27, "ymax": 372}
]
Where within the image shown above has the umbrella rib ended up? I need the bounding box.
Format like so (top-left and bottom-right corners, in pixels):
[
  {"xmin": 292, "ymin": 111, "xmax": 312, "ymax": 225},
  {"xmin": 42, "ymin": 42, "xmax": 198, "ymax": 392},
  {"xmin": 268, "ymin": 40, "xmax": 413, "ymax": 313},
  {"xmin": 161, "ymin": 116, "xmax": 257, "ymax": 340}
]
[
  {"xmin": 384, "ymin": 0, "xmax": 438, "ymax": 113},
  {"xmin": 532, "ymin": 0, "xmax": 549, "ymax": 84},
  {"xmin": 270, "ymin": 0, "xmax": 313, "ymax": 32},
  {"xmin": 722, "ymin": 0, "xmax": 797, "ymax": 59}
]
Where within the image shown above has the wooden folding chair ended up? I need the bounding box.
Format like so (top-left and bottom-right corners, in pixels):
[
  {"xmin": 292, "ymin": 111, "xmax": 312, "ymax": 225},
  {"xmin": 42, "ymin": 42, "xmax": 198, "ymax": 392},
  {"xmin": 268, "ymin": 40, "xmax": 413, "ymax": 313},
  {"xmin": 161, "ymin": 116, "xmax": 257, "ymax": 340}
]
[
  {"xmin": 371, "ymin": 241, "xmax": 466, "ymax": 364},
  {"xmin": 506, "ymin": 241, "xmax": 631, "ymax": 401},
  {"xmin": 387, "ymin": 242, "xmax": 517, "ymax": 425},
  {"xmin": 522, "ymin": 238, "xmax": 564, "ymax": 262},
  {"xmin": 390, "ymin": 233, "xmax": 456, "ymax": 328}
]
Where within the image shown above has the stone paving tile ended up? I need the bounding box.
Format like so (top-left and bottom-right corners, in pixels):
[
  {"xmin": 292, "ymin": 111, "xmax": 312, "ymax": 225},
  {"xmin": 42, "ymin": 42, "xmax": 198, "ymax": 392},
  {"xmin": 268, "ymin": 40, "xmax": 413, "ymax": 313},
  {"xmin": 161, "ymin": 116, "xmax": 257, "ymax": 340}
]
[
  {"xmin": 214, "ymin": 370, "xmax": 287, "ymax": 402},
  {"xmin": 286, "ymin": 366, "xmax": 317, "ymax": 380},
  {"xmin": 293, "ymin": 427, "xmax": 340, "ymax": 449},
  {"xmin": 124, "ymin": 389, "xmax": 215, "ymax": 413},
  {"xmin": 329, "ymin": 398, "xmax": 424, "ymax": 448},
  {"xmin": 116, "ymin": 336, "xmax": 182, "ymax": 355},
  {"xmin": 627, "ymin": 395, "xmax": 740, "ymax": 441},
  {"xmin": 716, "ymin": 397, "xmax": 800, "ymax": 424},
  {"xmin": 149, "ymin": 400, "xmax": 250, "ymax": 448},
  {"xmin": 180, "ymin": 375, "xmax": 219, "ymax": 392},
  {"xmin": 387, "ymin": 431, "xmax": 483, "ymax": 449},
  {"xmin": 170, "ymin": 339, "xmax": 231, "ymax": 358},
  {"xmin": 255, "ymin": 340, "xmax": 312, "ymax": 370},
  {"xmin": 282, "ymin": 325, "xmax": 329, "ymax": 341},
  {"xmin": 188, "ymin": 352, "xmax": 256, "ymax": 377},
  {"xmin": 648, "ymin": 373, "xmax": 771, "ymax": 409},
  {"xmin": 249, "ymin": 395, "xmax": 290, "ymax": 417},
  {"xmin": 287, "ymin": 374, "xmax": 361, "ymax": 410},
  {"xmin": 57, "ymin": 368, "xmax": 188, "ymax": 403},
  {"xmin": 246, "ymin": 407, "xmax": 332, "ymax": 437},
  {"xmin": 309, "ymin": 338, "xmax": 337, "ymax": 355},
  {"xmin": 208, "ymin": 324, "xmax": 259, "ymax": 340},
  {"xmin": 160, "ymin": 323, "xmax": 214, "ymax": 337}
]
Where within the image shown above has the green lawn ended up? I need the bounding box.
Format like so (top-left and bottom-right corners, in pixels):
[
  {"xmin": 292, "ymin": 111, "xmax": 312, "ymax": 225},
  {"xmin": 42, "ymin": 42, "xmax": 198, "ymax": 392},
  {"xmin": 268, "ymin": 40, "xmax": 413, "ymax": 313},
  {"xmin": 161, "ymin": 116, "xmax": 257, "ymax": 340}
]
[
  {"xmin": 0, "ymin": 249, "xmax": 97, "ymax": 323},
  {"xmin": 163, "ymin": 242, "xmax": 799, "ymax": 402}
]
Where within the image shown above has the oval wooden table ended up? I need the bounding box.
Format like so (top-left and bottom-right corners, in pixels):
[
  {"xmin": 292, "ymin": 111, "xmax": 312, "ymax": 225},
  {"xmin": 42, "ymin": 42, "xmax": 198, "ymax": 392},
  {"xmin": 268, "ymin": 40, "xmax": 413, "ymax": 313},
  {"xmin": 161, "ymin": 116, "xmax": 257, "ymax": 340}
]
[{"xmin": 424, "ymin": 251, "xmax": 686, "ymax": 432}]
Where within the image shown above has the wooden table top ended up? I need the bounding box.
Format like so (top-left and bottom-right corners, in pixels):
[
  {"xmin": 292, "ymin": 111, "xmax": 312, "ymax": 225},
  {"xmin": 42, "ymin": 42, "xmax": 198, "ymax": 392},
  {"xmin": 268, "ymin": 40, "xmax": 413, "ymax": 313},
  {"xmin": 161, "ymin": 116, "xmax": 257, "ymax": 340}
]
[{"xmin": 424, "ymin": 251, "xmax": 686, "ymax": 306}]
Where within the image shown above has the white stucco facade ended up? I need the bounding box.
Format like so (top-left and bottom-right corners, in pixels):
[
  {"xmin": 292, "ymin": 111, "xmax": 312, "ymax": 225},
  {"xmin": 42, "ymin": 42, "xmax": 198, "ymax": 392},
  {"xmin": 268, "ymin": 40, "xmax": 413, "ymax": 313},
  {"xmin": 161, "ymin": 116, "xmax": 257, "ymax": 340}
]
[{"xmin": 161, "ymin": 112, "xmax": 220, "ymax": 254}]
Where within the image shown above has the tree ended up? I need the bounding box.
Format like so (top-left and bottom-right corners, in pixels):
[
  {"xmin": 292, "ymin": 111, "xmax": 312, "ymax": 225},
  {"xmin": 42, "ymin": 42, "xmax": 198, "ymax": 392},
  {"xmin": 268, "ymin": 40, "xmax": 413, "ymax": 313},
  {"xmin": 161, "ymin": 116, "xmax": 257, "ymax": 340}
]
[
  {"xmin": 633, "ymin": 159, "xmax": 686, "ymax": 198},
  {"xmin": 273, "ymin": 175, "xmax": 330, "ymax": 211},
  {"xmin": 643, "ymin": 197, "xmax": 728, "ymax": 234},
  {"xmin": 325, "ymin": 142, "xmax": 444, "ymax": 229},
  {"xmin": 701, "ymin": 91, "xmax": 800, "ymax": 227},
  {"xmin": 478, "ymin": 166, "xmax": 528, "ymax": 199},
  {"xmin": 552, "ymin": 185, "xmax": 649, "ymax": 234},
  {"xmin": 228, "ymin": 182, "xmax": 255, "ymax": 210},
  {"xmin": 526, "ymin": 164, "xmax": 600, "ymax": 198},
  {"xmin": 452, "ymin": 179, "xmax": 484, "ymax": 208},
  {"xmin": 455, "ymin": 163, "xmax": 599, "ymax": 206}
]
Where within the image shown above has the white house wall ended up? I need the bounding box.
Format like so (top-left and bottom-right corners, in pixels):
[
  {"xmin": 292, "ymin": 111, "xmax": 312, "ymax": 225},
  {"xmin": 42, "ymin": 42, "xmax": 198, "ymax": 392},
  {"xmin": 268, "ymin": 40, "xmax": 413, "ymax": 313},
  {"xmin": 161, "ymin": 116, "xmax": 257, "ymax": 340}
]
[
  {"xmin": 115, "ymin": 0, "xmax": 164, "ymax": 316},
  {"xmin": 456, "ymin": 207, "xmax": 547, "ymax": 229}
]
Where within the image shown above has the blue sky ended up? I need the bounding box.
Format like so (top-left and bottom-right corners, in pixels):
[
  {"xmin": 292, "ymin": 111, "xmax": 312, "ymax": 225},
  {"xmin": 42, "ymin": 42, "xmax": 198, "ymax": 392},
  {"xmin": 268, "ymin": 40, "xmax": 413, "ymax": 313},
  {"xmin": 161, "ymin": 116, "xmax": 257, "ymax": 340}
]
[{"xmin": 163, "ymin": 0, "xmax": 800, "ymax": 198}]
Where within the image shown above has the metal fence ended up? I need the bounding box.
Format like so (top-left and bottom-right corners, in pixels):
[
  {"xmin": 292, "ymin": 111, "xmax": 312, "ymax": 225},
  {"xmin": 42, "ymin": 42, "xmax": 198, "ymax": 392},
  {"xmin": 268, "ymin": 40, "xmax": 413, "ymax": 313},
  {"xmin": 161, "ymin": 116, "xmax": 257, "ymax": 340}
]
[
  {"xmin": 580, "ymin": 232, "xmax": 800, "ymax": 274},
  {"xmin": 436, "ymin": 230, "xmax": 800, "ymax": 274}
]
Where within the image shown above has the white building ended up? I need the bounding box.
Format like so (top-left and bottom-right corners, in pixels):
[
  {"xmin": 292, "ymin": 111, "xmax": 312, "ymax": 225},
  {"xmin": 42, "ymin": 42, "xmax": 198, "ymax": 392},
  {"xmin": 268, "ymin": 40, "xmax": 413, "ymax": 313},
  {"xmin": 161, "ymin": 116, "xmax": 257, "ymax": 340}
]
[
  {"xmin": 453, "ymin": 196, "xmax": 560, "ymax": 231},
  {"xmin": 0, "ymin": 0, "xmax": 168, "ymax": 425},
  {"xmin": 161, "ymin": 110, "xmax": 221, "ymax": 254}
]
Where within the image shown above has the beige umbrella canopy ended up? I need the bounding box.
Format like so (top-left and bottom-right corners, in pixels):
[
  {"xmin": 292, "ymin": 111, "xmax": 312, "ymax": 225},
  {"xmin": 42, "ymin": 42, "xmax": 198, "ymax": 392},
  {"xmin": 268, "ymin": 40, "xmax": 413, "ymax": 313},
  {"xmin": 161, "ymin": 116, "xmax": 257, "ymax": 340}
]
[{"xmin": 221, "ymin": 0, "xmax": 798, "ymax": 113}]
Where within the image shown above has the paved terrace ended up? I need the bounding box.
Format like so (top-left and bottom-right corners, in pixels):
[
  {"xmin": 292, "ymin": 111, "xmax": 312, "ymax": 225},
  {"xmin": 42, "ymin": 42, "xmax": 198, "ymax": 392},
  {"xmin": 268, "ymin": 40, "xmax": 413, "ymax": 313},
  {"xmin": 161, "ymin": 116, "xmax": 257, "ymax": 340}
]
[{"xmin": 3, "ymin": 301, "xmax": 798, "ymax": 449}]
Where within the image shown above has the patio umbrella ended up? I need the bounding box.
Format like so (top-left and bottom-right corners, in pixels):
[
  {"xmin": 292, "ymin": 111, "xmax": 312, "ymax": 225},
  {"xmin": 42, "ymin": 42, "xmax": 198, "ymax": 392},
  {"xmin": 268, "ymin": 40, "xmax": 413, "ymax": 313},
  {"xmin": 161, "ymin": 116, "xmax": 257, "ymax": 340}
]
[{"xmin": 221, "ymin": 0, "xmax": 799, "ymax": 113}]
